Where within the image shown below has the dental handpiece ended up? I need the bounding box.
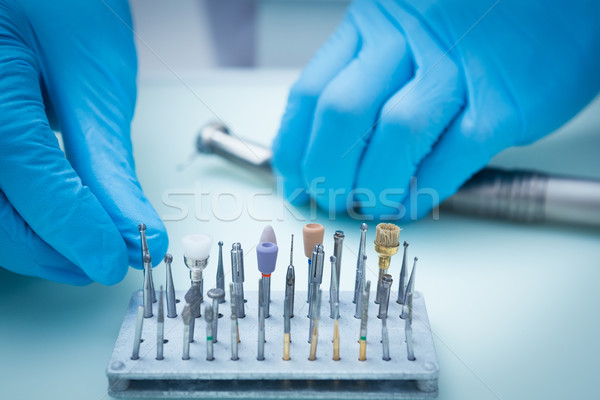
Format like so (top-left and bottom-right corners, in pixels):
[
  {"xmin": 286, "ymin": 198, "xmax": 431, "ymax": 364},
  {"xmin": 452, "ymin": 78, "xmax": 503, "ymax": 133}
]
[{"xmin": 195, "ymin": 123, "xmax": 600, "ymax": 228}]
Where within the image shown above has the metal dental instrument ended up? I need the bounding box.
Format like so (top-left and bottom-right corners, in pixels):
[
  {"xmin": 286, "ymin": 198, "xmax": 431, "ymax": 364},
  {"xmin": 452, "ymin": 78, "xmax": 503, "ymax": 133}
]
[
  {"xmin": 283, "ymin": 296, "xmax": 291, "ymax": 361},
  {"xmin": 308, "ymin": 244, "xmax": 324, "ymax": 325},
  {"xmin": 207, "ymin": 288, "xmax": 225, "ymax": 343},
  {"xmin": 354, "ymin": 223, "xmax": 368, "ymax": 304},
  {"xmin": 378, "ymin": 274, "xmax": 393, "ymax": 319},
  {"xmin": 229, "ymin": 283, "xmax": 240, "ymax": 343},
  {"xmin": 143, "ymin": 253, "xmax": 153, "ymax": 318},
  {"xmin": 164, "ymin": 254, "xmax": 177, "ymax": 318},
  {"xmin": 303, "ymin": 223, "xmax": 325, "ymax": 303},
  {"xmin": 156, "ymin": 287, "xmax": 164, "ymax": 360},
  {"xmin": 231, "ymin": 243, "xmax": 246, "ymax": 318},
  {"xmin": 257, "ymin": 240, "xmax": 278, "ymax": 318},
  {"xmin": 333, "ymin": 300, "xmax": 340, "ymax": 361},
  {"xmin": 257, "ymin": 278, "xmax": 265, "ymax": 361},
  {"xmin": 131, "ymin": 306, "xmax": 144, "ymax": 360},
  {"xmin": 216, "ymin": 241, "xmax": 225, "ymax": 303},
  {"xmin": 332, "ymin": 231, "xmax": 344, "ymax": 292},
  {"xmin": 285, "ymin": 235, "xmax": 295, "ymax": 318},
  {"xmin": 182, "ymin": 234, "xmax": 213, "ymax": 310},
  {"xmin": 396, "ymin": 242, "xmax": 409, "ymax": 305},
  {"xmin": 184, "ymin": 286, "xmax": 201, "ymax": 341},
  {"xmin": 205, "ymin": 305, "xmax": 215, "ymax": 361},
  {"xmin": 329, "ymin": 255, "xmax": 339, "ymax": 319},
  {"xmin": 354, "ymin": 254, "xmax": 367, "ymax": 319},
  {"xmin": 195, "ymin": 123, "xmax": 600, "ymax": 228},
  {"xmin": 359, "ymin": 281, "xmax": 371, "ymax": 362},
  {"xmin": 402, "ymin": 258, "xmax": 418, "ymax": 319},
  {"xmin": 378, "ymin": 276, "xmax": 392, "ymax": 361},
  {"xmin": 382, "ymin": 316, "xmax": 391, "ymax": 361},
  {"xmin": 374, "ymin": 223, "xmax": 401, "ymax": 305},
  {"xmin": 308, "ymin": 289, "xmax": 322, "ymax": 361},
  {"xmin": 405, "ymin": 285, "xmax": 416, "ymax": 361},
  {"xmin": 231, "ymin": 313, "xmax": 239, "ymax": 361},
  {"xmin": 182, "ymin": 304, "xmax": 192, "ymax": 360},
  {"xmin": 139, "ymin": 224, "xmax": 156, "ymax": 304}
]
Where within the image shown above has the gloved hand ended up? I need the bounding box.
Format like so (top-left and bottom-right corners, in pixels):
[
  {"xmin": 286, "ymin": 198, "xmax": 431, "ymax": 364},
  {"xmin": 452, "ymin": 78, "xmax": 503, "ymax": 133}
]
[
  {"xmin": 272, "ymin": 0, "xmax": 600, "ymax": 220},
  {"xmin": 0, "ymin": 0, "xmax": 168, "ymax": 285}
]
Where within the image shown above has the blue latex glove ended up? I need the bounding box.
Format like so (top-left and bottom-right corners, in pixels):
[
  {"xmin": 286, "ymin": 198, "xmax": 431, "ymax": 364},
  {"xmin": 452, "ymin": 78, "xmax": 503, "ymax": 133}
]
[
  {"xmin": 272, "ymin": 0, "xmax": 600, "ymax": 221},
  {"xmin": 0, "ymin": 0, "xmax": 168, "ymax": 285}
]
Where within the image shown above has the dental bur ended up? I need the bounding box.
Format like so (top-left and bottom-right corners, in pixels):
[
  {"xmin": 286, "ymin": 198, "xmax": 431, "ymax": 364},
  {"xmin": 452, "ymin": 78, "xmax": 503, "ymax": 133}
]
[
  {"xmin": 329, "ymin": 255, "xmax": 339, "ymax": 319},
  {"xmin": 182, "ymin": 234, "xmax": 213, "ymax": 315},
  {"xmin": 359, "ymin": 281, "xmax": 371, "ymax": 361},
  {"xmin": 231, "ymin": 312, "xmax": 239, "ymax": 361},
  {"xmin": 142, "ymin": 253, "xmax": 153, "ymax": 318},
  {"xmin": 308, "ymin": 244, "xmax": 325, "ymax": 336},
  {"xmin": 404, "ymin": 263, "xmax": 417, "ymax": 361},
  {"xmin": 216, "ymin": 241, "xmax": 225, "ymax": 303},
  {"xmin": 182, "ymin": 304, "xmax": 192, "ymax": 360},
  {"xmin": 378, "ymin": 274, "xmax": 393, "ymax": 319},
  {"xmin": 285, "ymin": 235, "xmax": 295, "ymax": 318},
  {"xmin": 354, "ymin": 254, "xmax": 367, "ymax": 319},
  {"xmin": 308, "ymin": 289, "xmax": 322, "ymax": 361},
  {"xmin": 396, "ymin": 242, "xmax": 409, "ymax": 305},
  {"xmin": 402, "ymin": 258, "xmax": 418, "ymax": 319},
  {"xmin": 283, "ymin": 296, "xmax": 291, "ymax": 361},
  {"xmin": 302, "ymin": 223, "xmax": 325, "ymax": 303},
  {"xmin": 205, "ymin": 305, "xmax": 214, "ymax": 361},
  {"xmin": 184, "ymin": 286, "xmax": 201, "ymax": 341},
  {"xmin": 156, "ymin": 287, "xmax": 164, "ymax": 360},
  {"xmin": 257, "ymin": 278, "xmax": 265, "ymax": 361},
  {"xmin": 231, "ymin": 243, "xmax": 246, "ymax": 318},
  {"xmin": 229, "ymin": 283, "xmax": 240, "ymax": 344},
  {"xmin": 139, "ymin": 224, "xmax": 156, "ymax": 304},
  {"xmin": 164, "ymin": 254, "xmax": 177, "ymax": 318},
  {"xmin": 131, "ymin": 306, "xmax": 144, "ymax": 360},
  {"xmin": 374, "ymin": 223, "xmax": 401, "ymax": 305},
  {"xmin": 378, "ymin": 276, "xmax": 393, "ymax": 361},
  {"xmin": 332, "ymin": 231, "xmax": 344, "ymax": 293},
  {"xmin": 207, "ymin": 288, "xmax": 225, "ymax": 343},
  {"xmin": 258, "ymin": 226, "xmax": 278, "ymax": 318},
  {"xmin": 353, "ymin": 223, "xmax": 368, "ymax": 304}
]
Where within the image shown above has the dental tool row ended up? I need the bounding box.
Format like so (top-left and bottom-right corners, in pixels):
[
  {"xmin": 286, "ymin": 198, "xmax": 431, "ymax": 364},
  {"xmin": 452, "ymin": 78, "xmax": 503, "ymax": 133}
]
[{"xmin": 132, "ymin": 222, "xmax": 418, "ymax": 363}]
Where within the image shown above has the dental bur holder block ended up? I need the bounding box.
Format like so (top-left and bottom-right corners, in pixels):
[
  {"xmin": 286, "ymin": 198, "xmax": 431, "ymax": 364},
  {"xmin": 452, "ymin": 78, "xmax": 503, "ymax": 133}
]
[{"xmin": 107, "ymin": 290, "xmax": 439, "ymax": 399}]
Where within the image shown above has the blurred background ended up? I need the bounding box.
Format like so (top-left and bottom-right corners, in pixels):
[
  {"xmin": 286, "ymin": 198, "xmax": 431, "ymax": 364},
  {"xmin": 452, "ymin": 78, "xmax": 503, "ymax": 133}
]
[{"xmin": 130, "ymin": 0, "xmax": 350, "ymax": 75}]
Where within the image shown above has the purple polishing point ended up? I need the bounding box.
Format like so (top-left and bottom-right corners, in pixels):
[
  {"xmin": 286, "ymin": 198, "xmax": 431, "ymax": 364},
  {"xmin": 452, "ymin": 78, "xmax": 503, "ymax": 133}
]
[{"xmin": 257, "ymin": 242, "xmax": 278, "ymax": 275}]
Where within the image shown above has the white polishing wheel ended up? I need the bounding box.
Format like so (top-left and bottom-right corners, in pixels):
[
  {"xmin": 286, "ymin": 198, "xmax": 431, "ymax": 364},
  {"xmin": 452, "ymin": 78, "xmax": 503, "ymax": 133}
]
[{"xmin": 182, "ymin": 234, "xmax": 212, "ymax": 260}]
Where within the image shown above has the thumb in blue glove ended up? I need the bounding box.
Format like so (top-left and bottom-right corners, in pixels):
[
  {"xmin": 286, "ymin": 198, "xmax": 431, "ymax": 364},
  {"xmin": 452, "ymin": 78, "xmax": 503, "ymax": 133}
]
[
  {"xmin": 0, "ymin": 0, "xmax": 168, "ymax": 285},
  {"xmin": 272, "ymin": 0, "xmax": 600, "ymax": 221}
]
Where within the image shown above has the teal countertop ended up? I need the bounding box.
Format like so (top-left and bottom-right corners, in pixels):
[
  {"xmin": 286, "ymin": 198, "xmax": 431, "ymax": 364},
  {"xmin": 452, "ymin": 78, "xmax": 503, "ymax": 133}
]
[{"xmin": 1, "ymin": 70, "xmax": 599, "ymax": 400}]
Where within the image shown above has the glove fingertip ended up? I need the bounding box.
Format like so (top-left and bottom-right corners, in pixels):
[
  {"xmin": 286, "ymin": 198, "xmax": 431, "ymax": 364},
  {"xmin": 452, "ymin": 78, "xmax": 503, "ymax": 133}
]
[
  {"xmin": 86, "ymin": 238, "xmax": 129, "ymax": 286},
  {"xmin": 127, "ymin": 218, "xmax": 169, "ymax": 270}
]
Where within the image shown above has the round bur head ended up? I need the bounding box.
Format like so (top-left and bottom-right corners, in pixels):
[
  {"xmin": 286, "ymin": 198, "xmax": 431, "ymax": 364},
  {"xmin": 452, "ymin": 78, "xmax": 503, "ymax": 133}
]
[
  {"xmin": 259, "ymin": 225, "xmax": 277, "ymax": 245},
  {"xmin": 182, "ymin": 234, "xmax": 212, "ymax": 260},
  {"xmin": 302, "ymin": 223, "xmax": 324, "ymax": 258},
  {"xmin": 257, "ymin": 242, "xmax": 278, "ymax": 275},
  {"xmin": 207, "ymin": 288, "xmax": 225, "ymax": 300}
]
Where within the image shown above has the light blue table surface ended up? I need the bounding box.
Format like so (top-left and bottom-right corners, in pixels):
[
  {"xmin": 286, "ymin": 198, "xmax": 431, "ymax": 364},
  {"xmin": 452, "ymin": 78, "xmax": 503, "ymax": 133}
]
[{"xmin": 1, "ymin": 70, "xmax": 599, "ymax": 400}]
